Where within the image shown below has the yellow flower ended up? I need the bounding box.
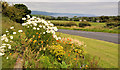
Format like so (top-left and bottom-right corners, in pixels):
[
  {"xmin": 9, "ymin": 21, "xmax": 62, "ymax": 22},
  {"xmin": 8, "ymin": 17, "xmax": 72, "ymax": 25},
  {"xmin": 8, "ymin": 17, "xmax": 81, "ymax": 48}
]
[
  {"xmin": 33, "ymin": 35, "xmax": 35, "ymax": 38},
  {"xmin": 38, "ymin": 36, "xmax": 40, "ymax": 38},
  {"xmin": 74, "ymin": 58, "xmax": 76, "ymax": 60},
  {"xmin": 41, "ymin": 41, "xmax": 43, "ymax": 44},
  {"xmin": 86, "ymin": 65, "xmax": 88, "ymax": 67},
  {"xmin": 36, "ymin": 32, "xmax": 38, "ymax": 34},
  {"xmin": 33, "ymin": 40, "xmax": 37, "ymax": 43},
  {"xmin": 10, "ymin": 53, "xmax": 12, "ymax": 55},
  {"xmin": 58, "ymin": 58, "xmax": 61, "ymax": 60}
]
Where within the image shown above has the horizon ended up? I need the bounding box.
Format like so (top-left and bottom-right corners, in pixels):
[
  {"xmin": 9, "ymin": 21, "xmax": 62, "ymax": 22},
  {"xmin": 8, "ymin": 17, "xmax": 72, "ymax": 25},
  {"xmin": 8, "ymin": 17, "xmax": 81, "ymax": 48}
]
[{"xmin": 8, "ymin": 2, "xmax": 118, "ymax": 16}]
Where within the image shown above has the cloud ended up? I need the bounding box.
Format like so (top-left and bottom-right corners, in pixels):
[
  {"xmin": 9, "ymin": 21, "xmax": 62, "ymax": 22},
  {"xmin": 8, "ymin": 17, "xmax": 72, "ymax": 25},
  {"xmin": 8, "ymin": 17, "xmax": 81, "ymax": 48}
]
[{"xmin": 8, "ymin": 2, "xmax": 118, "ymax": 16}]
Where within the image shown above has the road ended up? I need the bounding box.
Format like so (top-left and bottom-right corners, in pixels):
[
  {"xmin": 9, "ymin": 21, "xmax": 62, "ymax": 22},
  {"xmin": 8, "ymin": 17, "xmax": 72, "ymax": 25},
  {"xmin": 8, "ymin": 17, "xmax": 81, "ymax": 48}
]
[{"xmin": 57, "ymin": 29, "xmax": 119, "ymax": 44}]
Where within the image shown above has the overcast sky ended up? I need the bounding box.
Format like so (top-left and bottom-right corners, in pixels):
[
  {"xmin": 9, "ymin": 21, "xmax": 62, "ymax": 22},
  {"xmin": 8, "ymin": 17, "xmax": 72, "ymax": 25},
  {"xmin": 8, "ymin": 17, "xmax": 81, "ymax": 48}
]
[{"xmin": 5, "ymin": 0, "xmax": 119, "ymax": 16}]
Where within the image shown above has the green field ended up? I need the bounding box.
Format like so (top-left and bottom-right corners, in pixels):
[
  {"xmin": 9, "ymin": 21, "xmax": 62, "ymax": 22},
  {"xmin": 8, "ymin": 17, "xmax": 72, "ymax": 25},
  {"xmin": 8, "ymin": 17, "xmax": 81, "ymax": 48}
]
[
  {"xmin": 57, "ymin": 32, "xmax": 118, "ymax": 68},
  {"xmin": 49, "ymin": 20, "xmax": 119, "ymax": 33}
]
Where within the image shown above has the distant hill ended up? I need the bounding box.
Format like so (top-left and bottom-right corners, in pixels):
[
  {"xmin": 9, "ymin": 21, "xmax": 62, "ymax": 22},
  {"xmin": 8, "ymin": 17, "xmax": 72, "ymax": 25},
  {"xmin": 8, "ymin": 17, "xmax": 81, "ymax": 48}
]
[{"xmin": 31, "ymin": 11, "xmax": 96, "ymax": 17}]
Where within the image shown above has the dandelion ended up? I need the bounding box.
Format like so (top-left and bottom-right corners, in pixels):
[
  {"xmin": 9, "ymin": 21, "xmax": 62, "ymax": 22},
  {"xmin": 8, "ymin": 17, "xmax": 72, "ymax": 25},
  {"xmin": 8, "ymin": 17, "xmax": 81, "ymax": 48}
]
[
  {"xmin": 18, "ymin": 30, "xmax": 23, "ymax": 33},
  {"xmin": 13, "ymin": 32, "xmax": 16, "ymax": 34}
]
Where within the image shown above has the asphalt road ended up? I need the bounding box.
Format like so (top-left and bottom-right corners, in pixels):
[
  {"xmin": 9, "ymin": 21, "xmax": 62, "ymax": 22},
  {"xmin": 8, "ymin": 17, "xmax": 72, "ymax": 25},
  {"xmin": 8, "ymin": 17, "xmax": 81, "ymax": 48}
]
[{"xmin": 58, "ymin": 29, "xmax": 119, "ymax": 44}]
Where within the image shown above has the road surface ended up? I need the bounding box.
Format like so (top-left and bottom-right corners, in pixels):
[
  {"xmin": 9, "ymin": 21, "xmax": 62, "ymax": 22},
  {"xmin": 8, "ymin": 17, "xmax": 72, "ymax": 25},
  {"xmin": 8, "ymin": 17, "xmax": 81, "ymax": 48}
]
[{"xmin": 58, "ymin": 29, "xmax": 119, "ymax": 44}]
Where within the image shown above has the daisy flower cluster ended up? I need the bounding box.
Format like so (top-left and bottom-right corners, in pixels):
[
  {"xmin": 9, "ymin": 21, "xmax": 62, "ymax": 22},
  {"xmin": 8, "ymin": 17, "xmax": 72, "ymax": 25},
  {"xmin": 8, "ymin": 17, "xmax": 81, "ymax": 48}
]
[
  {"xmin": 0, "ymin": 26, "xmax": 23, "ymax": 56},
  {"xmin": 22, "ymin": 15, "xmax": 61, "ymax": 40}
]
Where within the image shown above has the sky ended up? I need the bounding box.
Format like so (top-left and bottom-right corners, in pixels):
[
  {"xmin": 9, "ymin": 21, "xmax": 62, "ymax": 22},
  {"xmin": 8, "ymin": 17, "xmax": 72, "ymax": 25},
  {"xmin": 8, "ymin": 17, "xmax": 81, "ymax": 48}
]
[{"xmin": 3, "ymin": 0, "xmax": 120, "ymax": 16}]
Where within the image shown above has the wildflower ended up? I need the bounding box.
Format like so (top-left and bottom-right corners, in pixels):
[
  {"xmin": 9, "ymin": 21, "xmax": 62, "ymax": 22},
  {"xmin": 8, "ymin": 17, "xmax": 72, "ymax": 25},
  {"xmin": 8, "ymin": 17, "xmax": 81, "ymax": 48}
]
[
  {"xmin": 27, "ymin": 26, "xmax": 29, "ymax": 28},
  {"xmin": 74, "ymin": 58, "xmax": 76, "ymax": 60},
  {"xmin": 67, "ymin": 38, "xmax": 69, "ymax": 41},
  {"xmin": 36, "ymin": 32, "xmax": 38, "ymax": 34},
  {"xmin": 0, "ymin": 53, "xmax": 4, "ymax": 56},
  {"xmin": 18, "ymin": 30, "xmax": 23, "ymax": 33},
  {"xmin": 5, "ymin": 39, "xmax": 8, "ymax": 42},
  {"xmin": 33, "ymin": 40, "xmax": 37, "ymax": 43},
  {"xmin": 2, "ymin": 43, "xmax": 6, "ymax": 46},
  {"xmin": 33, "ymin": 35, "xmax": 35, "ymax": 38},
  {"xmin": 6, "ymin": 31, "xmax": 9, "ymax": 32},
  {"xmin": 10, "ymin": 53, "xmax": 12, "ymax": 55},
  {"xmin": 1, "ymin": 46, "xmax": 6, "ymax": 48},
  {"xmin": 41, "ymin": 41, "xmax": 43, "ymax": 44},
  {"xmin": 43, "ymin": 48, "xmax": 46, "ymax": 51},
  {"xmin": 38, "ymin": 36, "xmax": 40, "ymax": 38},
  {"xmin": 43, "ymin": 32, "xmax": 45, "ymax": 34},
  {"xmin": 39, "ymin": 25, "xmax": 42, "ymax": 28},
  {"xmin": 13, "ymin": 32, "xmax": 16, "ymax": 34},
  {"xmin": 33, "ymin": 23, "xmax": 37, "ymax": 26},
  {"xmin": 6, "ymin": 57, "xmax": 8, "ymax": 59},
  {"xmin": 33, "ymin": 27, "xmax": 36, "ymax": 30},
  {"xmin": 46, "ymin": 40, "xmax": 48, "ymax": 42},
  {"xmin": 10, "ymin": 26, "xmax": 14, "ymax": 29},
  {"xmin": 56, "ymin": 40, "xmax": 59, "ymax": 42},
  {"xmin": 58, "ymin": 37, "xmax": 61, "ymax": 40},
  {"xmin": 68, "ymin": 53, "xmax": 70, "ymax": 56},
  {"xmin": 37, "ymin": 28, "xmax": 40, "ymax": 30},
  {"xmin": 26, "ymin": 15, "xmax": 30, "ymax": 18},
  {"xmin": 22, "ymin": 17, "xmax": 26, "ymax": 20},
  {"xmin": 86, "ymin": 65, "xmax": 88, "ymax": 67},
  {"xmin": 58, "ymin": 58, "xmax": 61, "ymax": 60},
  {"xmin": 8, "ymin": 45, "xmax": 11, "ymax": 49}
]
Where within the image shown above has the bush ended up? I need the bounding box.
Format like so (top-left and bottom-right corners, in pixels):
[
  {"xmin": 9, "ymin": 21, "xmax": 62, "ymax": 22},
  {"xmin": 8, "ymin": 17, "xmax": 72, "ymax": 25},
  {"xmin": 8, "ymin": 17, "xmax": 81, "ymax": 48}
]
[
  {"xmin": 79, "ymin": 22, "xmax": 91, "ymax": 27},
  {"xmin": 106, "ymin": 21, "xmax": 120, "ymax": 27},
  {"xmin": 1, "ymin": 1, "xmax": 31, "ymax": 23},
  {"xmin": 51, "ymin": 21, "xmax": 77, "ymax": 27}
]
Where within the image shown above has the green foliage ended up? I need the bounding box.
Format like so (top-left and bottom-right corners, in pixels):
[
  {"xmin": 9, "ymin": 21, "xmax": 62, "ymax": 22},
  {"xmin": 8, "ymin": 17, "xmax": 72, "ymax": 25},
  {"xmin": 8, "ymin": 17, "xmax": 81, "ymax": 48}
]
[
  {"xmin": 51, "ymin": 21, "xmax": 77, "ymax": 27},
  {"xmin": 1, "ymin": 1, "xmax": 31, "ymax": 23},
  {"xmin": 79, "ymin": 22, "xmax": 91, "ymax": 27},
  {"xmin": 14, "ymin": 4, "xmax": 31, "ymax": 15},
  {"xmin": 106, "ymin": 21, "xmax": 120, "ymax": 27}
]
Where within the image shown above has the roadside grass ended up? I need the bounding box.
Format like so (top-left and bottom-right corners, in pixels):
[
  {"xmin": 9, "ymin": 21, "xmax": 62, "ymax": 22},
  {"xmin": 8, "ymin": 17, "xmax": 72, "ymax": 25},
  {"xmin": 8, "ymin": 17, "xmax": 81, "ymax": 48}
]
[
  {"xmin": 1, "ymin": 16, "xmax": 22, "ymax": 68},
  {"xmin": 57, "ymin": 32, "xmax": 118, "ymax": 68}
]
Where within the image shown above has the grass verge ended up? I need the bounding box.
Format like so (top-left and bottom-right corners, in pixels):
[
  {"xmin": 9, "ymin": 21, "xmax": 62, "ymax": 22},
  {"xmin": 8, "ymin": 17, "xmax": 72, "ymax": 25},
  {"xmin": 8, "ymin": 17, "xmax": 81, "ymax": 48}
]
[{"xmin": 58, "ymin": 32, "xmax": 118, "ymax": 68}]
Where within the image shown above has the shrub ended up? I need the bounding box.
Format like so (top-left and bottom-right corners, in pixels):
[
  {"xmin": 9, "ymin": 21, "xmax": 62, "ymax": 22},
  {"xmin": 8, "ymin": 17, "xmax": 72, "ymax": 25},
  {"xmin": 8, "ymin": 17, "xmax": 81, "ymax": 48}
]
[
  {"xmin": 106, "ymin": 21, "xmax": 120, "ymax": 27},
  {"xmin": 79, "ymin": 22, "xmax": 91, "ymax": 27},
  {"xmin": 1, "ymin": 1, "xmax": 31, "ymax": 23},
  {"xmin": 51, "ymin": 21, "xmax": 77, "ymax": 27}
]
